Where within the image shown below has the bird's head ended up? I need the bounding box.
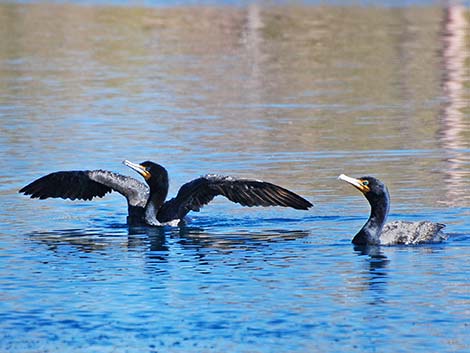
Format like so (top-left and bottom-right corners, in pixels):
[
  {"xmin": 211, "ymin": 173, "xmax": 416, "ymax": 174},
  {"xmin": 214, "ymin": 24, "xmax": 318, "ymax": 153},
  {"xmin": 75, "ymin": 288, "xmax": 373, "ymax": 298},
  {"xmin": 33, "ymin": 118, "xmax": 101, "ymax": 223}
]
[
  {"xmin": 123, "ymin": 160, "xmax": 168, "ymax": 188},
  {"xmin": 338, "ymin": 174, "xmax": 389, "ymax": 205}
]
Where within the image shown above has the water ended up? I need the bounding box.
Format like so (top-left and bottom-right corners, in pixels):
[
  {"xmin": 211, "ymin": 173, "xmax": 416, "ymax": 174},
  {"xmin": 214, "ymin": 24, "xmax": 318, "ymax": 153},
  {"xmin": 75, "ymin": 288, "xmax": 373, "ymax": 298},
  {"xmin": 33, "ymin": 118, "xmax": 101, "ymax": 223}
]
[{"xmin": 1, "ymin": 1, "xmax": 470, "ymax": 352}]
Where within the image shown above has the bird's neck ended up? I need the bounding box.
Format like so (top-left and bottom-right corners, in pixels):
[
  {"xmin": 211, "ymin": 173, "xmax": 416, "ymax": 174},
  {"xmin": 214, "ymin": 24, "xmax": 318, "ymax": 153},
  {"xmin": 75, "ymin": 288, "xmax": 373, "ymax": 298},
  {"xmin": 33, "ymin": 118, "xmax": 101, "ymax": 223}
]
[
  {"xmin": 352, "ymin": 191, "xmax": 390, "ymax": 246},
  {"xmin": 144, "ymin": 181, "xmax": 168, "ymax": 226}
]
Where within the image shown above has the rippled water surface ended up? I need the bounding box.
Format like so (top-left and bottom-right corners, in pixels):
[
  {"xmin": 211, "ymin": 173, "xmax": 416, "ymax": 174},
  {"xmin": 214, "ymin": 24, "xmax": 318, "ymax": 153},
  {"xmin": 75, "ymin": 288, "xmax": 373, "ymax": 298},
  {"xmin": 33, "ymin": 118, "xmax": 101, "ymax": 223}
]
[{"xmin": 1, "ymin": 1, "xmax": 470, "ymax": 352}]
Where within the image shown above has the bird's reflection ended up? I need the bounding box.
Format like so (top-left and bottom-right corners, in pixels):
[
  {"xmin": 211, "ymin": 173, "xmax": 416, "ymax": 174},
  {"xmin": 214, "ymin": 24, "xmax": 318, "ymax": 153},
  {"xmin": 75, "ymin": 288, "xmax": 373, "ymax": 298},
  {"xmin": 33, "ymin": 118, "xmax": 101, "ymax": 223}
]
[
  {"xmin": 26, "ymin": 221, "xmax": 310, "ymax": 262},
  {"xmin": 26, "ymin": 227, "xmax": 119, "ymax": 253},
  {"xmin": 353, "ymin": 244, "xmax": 390, "ymax": 304},
  {"xmin": 178, "ymin": 227, "xmax": 309, "ymax": 251},
  {"xmin": 127, "ymin": 225, "xmax": 168, "ymax": 251},
  {"xmin": 26, "ymin": 223, "xmax": 311, "ymax": 279}
]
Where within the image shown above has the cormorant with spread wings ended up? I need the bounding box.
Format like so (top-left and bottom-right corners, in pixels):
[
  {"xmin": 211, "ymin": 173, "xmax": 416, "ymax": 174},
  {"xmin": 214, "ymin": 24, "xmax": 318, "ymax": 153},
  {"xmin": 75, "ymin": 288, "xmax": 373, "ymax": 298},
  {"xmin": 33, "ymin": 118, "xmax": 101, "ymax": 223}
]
[{"xmin": 19, "ymin": 160, "xmax": 313, "ymax": 226}]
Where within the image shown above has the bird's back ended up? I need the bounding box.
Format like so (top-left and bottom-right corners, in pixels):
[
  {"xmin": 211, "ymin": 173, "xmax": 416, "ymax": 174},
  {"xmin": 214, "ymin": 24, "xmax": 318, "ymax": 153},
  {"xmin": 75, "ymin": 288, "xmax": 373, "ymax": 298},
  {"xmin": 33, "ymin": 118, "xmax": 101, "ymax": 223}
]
[{"xmin": 380, "ymin": 221, "xmax": 447, "ymax": 245}]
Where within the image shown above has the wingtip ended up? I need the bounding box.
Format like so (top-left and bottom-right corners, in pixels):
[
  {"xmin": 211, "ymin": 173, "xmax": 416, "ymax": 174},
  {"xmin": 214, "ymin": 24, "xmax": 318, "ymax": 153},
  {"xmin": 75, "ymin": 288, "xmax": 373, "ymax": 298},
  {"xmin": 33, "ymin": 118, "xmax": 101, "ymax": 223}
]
[
  {"xmin": 276, "ymin": 187, "xmax": 313, "ymax": 210},
  {"xmin": 304, "ymin": 201, "xmax": 314, "ymax": 210},
  {"xmin": 18, "ymin": 186, "xmax": 30, "ymax": 195},
  {"xmin": 293, "ymin": 198, "xmax": 313, "ymax": 210}
]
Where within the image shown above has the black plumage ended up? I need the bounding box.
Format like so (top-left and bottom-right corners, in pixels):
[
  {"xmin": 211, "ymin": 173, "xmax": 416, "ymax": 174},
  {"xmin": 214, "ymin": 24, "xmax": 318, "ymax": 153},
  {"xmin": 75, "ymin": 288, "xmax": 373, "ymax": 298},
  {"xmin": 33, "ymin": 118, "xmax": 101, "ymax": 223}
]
[
  {"xmin": 338, "ymin": 174, "xmax": 446, "ymax": 245},
  {"xmin": 158, "ymin": 175, "xmax": 312, "ymax": 223},
  {"xmin": 19, "ymin": 160, "xmax": 313, "ymax": 226},
  {"xmin": 21, "ymin": 171, "xmax": 112, "ymax": 201}
]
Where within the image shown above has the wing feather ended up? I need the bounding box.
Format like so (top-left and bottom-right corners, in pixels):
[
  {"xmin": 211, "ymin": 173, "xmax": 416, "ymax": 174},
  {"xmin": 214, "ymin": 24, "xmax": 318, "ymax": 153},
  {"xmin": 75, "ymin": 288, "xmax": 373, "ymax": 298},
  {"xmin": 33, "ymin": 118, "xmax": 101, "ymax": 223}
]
[
  {"xmin": 158, "ymin": 174, "xmax": 312, "ymax": 221},
  {"xmin": 19, "ymin": 170, "xmax": 149, "ymax": 207}
]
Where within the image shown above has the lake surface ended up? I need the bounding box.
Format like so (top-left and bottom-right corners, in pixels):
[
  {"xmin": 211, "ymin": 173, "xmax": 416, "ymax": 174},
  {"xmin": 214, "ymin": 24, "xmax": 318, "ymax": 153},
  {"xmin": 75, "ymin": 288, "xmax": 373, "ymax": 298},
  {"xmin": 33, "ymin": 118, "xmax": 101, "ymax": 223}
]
[{"xmin": 1, "ymin": 1, "xmax": 469, "ymax": 352}]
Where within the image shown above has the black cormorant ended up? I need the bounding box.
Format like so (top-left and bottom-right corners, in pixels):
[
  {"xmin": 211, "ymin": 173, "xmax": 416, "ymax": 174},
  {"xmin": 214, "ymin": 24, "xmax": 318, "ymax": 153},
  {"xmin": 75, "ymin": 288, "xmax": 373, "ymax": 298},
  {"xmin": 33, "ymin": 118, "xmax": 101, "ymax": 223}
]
[
  {"xmin": 338, "ymin": 174, "xmax": 446, "ymax": 245},
  {"xmin": 19, "ymin": 160, "xmax": 313, "ymax": 226}
]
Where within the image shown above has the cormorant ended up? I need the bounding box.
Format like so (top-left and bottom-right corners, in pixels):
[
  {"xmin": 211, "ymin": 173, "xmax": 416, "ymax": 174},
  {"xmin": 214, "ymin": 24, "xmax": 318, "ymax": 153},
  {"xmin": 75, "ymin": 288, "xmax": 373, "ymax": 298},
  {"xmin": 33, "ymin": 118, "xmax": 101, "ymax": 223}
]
[
  {"xmin": 19, "ymin": 160, "xmax": 313, "ymax": 226},
  {"xmin": 338, "ymin": 174, "xmax": 446, "ymax": 245}
]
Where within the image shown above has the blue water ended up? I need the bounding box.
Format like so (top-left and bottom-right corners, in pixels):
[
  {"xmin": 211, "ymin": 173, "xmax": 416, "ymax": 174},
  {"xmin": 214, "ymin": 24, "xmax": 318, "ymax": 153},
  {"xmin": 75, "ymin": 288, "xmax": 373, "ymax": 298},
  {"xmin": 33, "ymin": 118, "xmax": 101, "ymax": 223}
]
[{"xmin": 1, "ymin": 2, "xmax": 469, "ymax": 352}]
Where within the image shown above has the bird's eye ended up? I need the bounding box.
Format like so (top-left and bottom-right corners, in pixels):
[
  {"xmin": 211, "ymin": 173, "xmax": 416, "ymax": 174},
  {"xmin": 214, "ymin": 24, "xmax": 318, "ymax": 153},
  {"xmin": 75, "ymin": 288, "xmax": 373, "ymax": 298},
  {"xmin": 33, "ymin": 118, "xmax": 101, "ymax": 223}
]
[{"xmin": 362, "ymin": 180, "xmax": 369, "ymax": 186}]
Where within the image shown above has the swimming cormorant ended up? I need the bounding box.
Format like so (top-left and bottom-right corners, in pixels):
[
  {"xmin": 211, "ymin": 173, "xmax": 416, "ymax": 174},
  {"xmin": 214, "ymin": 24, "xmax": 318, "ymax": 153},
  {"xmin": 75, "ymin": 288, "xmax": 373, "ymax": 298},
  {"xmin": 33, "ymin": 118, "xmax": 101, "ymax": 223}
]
[
  {"xmin": 19, "ymin": 160, "xmax": 313, "ymax": 226},
  {"xmin": 338, "ymin": 174, "xmax": 446, "ymax": 245}
]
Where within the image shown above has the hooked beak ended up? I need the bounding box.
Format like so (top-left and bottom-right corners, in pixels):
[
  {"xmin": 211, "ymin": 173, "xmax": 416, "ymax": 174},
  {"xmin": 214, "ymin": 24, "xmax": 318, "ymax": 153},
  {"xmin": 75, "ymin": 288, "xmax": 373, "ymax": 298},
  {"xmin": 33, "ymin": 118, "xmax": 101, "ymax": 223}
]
[
  {"xmin": 123, "ymin": 160, "xmax": 151, "ymax": 180},
  {"xmin": 338, "ymin": 174, "xmax": 370, "ymax": 193}
]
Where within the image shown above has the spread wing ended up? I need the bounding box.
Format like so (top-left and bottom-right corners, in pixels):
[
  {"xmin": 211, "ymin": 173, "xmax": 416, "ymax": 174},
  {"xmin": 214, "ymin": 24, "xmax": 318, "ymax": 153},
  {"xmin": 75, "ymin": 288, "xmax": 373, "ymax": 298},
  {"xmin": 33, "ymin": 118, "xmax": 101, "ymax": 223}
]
[
  {"xmin": 158, "ymin": 174, "xmax": 313, "ymax": 221},
  {"xmin": 19, "ymin": 170, "xmax": 149, "ymax": 207}
]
